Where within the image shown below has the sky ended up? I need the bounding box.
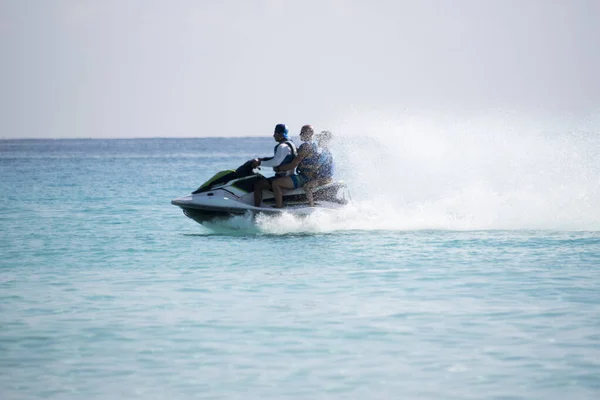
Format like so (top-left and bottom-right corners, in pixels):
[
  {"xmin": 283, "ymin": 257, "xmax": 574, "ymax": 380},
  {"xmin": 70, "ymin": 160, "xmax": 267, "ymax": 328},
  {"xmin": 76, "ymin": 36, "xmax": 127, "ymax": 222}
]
[{"xmin": 1, "ymin": 0, "xmax": 599, "ymax": 138}]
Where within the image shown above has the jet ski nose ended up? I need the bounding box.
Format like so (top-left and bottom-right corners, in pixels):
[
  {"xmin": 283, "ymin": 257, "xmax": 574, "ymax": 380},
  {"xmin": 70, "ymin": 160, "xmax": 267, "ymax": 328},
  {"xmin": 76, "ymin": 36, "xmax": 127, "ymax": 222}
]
[{"xmin": 171, "ymin": 195, "xmax": 193, "ymax": 207}]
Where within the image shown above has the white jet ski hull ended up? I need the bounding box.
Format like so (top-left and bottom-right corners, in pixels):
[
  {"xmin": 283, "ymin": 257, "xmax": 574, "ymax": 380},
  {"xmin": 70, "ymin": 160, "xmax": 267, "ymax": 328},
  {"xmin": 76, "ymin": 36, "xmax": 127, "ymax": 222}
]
[{"xmin": 171, "ymin": 173, "xmax": 349, "ymax": 225}]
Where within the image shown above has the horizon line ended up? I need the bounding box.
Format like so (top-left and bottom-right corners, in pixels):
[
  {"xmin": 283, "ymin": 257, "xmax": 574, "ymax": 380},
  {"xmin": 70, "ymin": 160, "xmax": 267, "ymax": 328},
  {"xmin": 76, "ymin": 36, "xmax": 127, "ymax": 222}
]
[{"xmin": 0, "ymin": 135, "xmax": 272, "ymax": 141}]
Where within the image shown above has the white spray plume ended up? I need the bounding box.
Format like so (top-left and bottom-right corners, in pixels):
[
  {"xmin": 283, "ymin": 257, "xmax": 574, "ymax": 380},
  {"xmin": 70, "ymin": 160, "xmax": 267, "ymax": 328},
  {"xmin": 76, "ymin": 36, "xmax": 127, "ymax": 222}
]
[{"xmin": 254, "ymin": 112, "xmax": 600, "ymax": 233}]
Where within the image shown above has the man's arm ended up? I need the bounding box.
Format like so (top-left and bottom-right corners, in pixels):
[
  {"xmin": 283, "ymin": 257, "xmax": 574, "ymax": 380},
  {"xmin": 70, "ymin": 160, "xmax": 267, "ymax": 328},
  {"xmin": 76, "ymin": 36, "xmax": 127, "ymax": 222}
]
[
  {"xmin": 277, "ymin": 153, "xmax": 305, "ymax": 172},
  {"xmin": 260, "ymin": 145, "xmax": 291, "ymax": 168},
  {"xmin": 276, "ymin": 144, "xmax": 311, "ymax": 172}
]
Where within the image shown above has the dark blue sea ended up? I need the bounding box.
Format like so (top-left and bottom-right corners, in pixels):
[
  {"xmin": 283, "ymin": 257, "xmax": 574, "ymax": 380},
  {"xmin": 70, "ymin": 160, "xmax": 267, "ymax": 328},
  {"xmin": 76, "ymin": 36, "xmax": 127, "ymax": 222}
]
[{"xmin": 1, "ymin": 137, "xmax": 599, "ymax": 399}]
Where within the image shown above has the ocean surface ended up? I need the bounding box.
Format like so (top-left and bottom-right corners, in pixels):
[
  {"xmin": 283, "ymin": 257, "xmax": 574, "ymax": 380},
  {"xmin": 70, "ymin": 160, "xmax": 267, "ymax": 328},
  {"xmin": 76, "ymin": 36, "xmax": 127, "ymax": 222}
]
[{"xmin": 1, "ymin": 137, "xmax": 599, "ymax": 399}]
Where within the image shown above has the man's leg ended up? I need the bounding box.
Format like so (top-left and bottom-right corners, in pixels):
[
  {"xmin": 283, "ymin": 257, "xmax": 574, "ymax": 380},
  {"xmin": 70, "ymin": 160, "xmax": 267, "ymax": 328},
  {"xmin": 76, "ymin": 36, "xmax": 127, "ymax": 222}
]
[
  {"xmin": 304, "ymin": 177, "xmax": 332, "ymax": 205},
  {"xmin": 303, "ymin": 180, "xmax": 317, "ymax": 206},
  {"xmin": 272, "ymin": 177, "xmax": 295, "ymax": 208},
  {"xmin": 253, "ymin": 177, "xmax": 271, "ymax": 207}
]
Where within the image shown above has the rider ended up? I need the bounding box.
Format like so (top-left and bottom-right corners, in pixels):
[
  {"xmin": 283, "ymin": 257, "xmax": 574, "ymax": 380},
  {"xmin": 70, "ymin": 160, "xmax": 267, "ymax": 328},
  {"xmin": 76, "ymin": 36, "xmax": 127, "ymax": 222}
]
[
  {"xmin": 315, "ymin": 130, "xmax": 335, "ymax": 184},
  {"xmin": 299, "ymin": 130, "xmax": 336, "ymax": 205},
  {"xmin": 271, "ymin": 125, "xmax": 320, "ymax": 208},
  {"xmin": 252, "ymin": 124, "xmax": 297, "ymax": 207}
]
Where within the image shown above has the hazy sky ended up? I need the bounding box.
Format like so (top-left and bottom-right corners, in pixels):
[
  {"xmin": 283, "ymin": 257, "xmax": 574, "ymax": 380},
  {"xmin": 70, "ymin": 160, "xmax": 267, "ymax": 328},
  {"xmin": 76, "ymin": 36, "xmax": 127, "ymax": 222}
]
[{"xmin": 1, "ymin": 0, "xmax": 599, "ymax": 138}]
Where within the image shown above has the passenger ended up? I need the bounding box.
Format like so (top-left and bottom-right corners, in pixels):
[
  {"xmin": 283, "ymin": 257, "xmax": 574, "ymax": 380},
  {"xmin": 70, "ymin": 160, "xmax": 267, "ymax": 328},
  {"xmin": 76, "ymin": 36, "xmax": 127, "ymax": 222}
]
[
  {"xmin": 303, "ymin": 130, "xmax": 335, "ymax": 206},
  {"xmin": 271, "ymin": 125, "xmax": 319, "ymax": 208},
  {"xmin": 252, "ymin": 124, "xmax": 297, "ymax": 207}
]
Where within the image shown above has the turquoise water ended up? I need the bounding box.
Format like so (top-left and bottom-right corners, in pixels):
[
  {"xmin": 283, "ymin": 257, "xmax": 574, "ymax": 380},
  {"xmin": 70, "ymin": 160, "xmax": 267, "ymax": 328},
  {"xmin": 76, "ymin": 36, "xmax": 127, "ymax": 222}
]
[{"xmin": 1, "ymin": 138, "xmax": 599, "ymax": 399}]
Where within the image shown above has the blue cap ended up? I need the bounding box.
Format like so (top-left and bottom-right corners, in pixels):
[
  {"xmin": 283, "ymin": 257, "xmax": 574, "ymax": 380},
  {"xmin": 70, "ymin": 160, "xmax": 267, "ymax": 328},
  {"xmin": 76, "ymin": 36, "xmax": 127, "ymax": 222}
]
[{"xmin": 274, "ymin": 124, "xmax": 289, "ymax": 138}]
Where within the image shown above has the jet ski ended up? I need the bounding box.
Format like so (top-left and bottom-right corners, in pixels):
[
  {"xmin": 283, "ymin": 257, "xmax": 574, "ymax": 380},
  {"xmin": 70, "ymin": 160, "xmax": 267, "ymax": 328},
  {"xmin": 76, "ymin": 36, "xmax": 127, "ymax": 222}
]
[{"xmin": 171, "ymin": 160, "xmax": 350, "ymax": 225}]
